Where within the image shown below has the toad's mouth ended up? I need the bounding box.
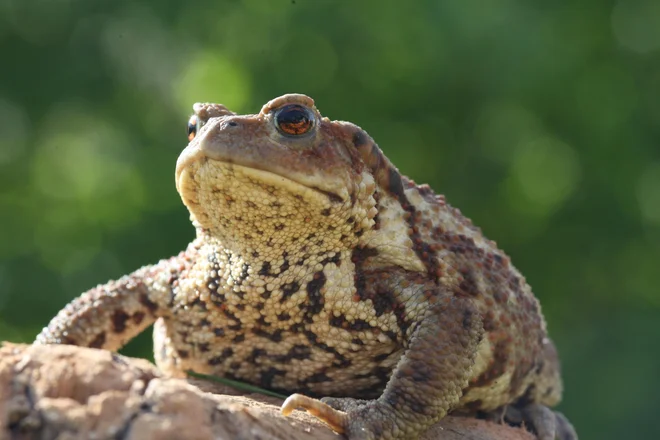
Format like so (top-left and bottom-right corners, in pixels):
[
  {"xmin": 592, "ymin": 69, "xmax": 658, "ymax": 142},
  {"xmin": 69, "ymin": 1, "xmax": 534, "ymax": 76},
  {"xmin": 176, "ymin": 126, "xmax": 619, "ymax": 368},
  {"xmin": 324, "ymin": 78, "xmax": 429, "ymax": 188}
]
[
  {"xmin": 177, "ymin": 158, "xmax": 344, "ymax": 209},
  {"xmin": 175, "ymin": 139, "xmax": 349, "ymax": 207}
]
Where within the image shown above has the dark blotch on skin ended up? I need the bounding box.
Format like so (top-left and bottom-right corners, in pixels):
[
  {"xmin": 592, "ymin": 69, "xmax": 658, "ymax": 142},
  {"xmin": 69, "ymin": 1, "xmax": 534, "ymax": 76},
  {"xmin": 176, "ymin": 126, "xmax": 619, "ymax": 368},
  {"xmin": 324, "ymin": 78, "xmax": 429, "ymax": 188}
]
[
  {"xmin": 393, "ymin": 302, "xmax": 410, "ymax": 336},
  {"xmin": 493, "ymin": 287, "xmax": 509, "ymax": 304},
  {"xmin": 258, "ymin": 261, "xmax": 275, "ymax": 277},
  {"xmin": 319, "ymin": 253, "xmax": 341, "ymax": 267},
  {"xmin": 132, "ymin": 311, "xmax": 145, "ymax": 325},
  {"xmin": 305, "ymin": 372, "xmax": 332, "ymax": 383},
  {"xmin": 222, "ymin": 308, "xmax": 240, "ymax": 325},
  {"xmin": 329, "ymin": 315, "xmax": 346, "ymax": 328},
  {"xmin": 473, "ymin": 341, "xmax": 509, "ymax": 387},
  {"xmin": 351, "ymin": 246, "xmax": 379, "ymax": 265},
  {"xmin": 303, "ymin": 330, "xmax": 318, "ymax": 344},
  {"xmin": 510, "ymin": 360, "xmax": 536, "ymax": 397},
  {"xmin": 253, "ymin": 328, "xmax": 284, "ymax": 342},
  {"xmin": 543, "ymin": 386, "xmax": 554, "ymax": 398},
  {"xmin": 464, "ymin": 399, "xmax": 484, "ymax": 411},
  {"xmin": 209, "ymin": 289, "xmax": 225, "ymax": 306},
  {"xmin": 458, "ymin": 268, "xmax": 480, "ymax": 297},
  {"xmin": 316, "ymin": 188, "xmax": 344, "ymax": 204},
  {"xmin": 89, "ymin": 332, "xmax": 106, "ymax": 348},
  {"xmin": 111, "ymin": 310, "xmax": 129, "ymax": 333},
  {"xmin": 288, "ymin": 344, "xmax": 312, "ymax": 360},
  {"xmin": 372, "ymin": 290, "xmax": 396, "ymax": 316},
  {"xmin": 462, "ymin": 309, "xmax": 474, "ymax": 330},
  {"xmin": 373, "ymin": 352, "xmax": 392, "ymax": 362},
  {"xmin": 208, "ymin": 347, "xmax": 233, "ymax": 365},
  {"xmin": 260, "ymin": 367, "xmax": 286, "ymax": 389},
  {"xmin": 305, "ymin": 272, "xmax": 326, "ymax": 315},
  {"xmin": 352, "ymin": 130, "xmax": 368, "ymax": 148},
  {"xmin": 139, "ymin": 293, "xmax": 159, "ymax": 313},
  {"xmin": 535, "ymin": 360, "xmax": 545, "ymax": 374},
  {"xmin": 247, "ymin": 348, "xmax": 266, "ymax": 363},
  {"xmin": 384, "ymin": 330, "xmax": 398, "ymax": 341},
  {"xmin": 333, "ymin": 354, "xmax": 351, "ymax": 368},
  {"xmin": 482, "ymin": 312, "xmax": 496, "ymax": 332},
  {"xmin": 303, "ymin": 331, "xmax": 343, "ymax": 358},
  {"xmin": 373, "ymin": 366, "xmax": 391, "ymax": 384},
  {"xmin": 349, "ymin": 319, "xmax": 373, "ymax": 331},
  {"xmin": 61, "ymin": 336, "xmax": 76, "ymax": 345},
  {"xmin": 387, "ymin": 167, "xmax": 406, "ymax": 202},
  {"xmin": 280, "ymin": 281, "xmax": 300, "ymax": 302},
  {"xmin": 272, "ymin": 344, "xmax": 313, "ymax": 363},
  {"xmin": 514, "ymin": 384, "xmax": 537, "ymax": 407}
]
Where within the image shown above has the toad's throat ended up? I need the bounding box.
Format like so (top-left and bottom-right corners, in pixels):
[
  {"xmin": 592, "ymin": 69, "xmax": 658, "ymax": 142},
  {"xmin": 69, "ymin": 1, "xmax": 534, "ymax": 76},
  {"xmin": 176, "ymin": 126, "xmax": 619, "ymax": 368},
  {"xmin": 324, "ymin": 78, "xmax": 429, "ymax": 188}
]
[{"xmin": 178, "ymin": 160, "xmax": 356, "ymax": 254}]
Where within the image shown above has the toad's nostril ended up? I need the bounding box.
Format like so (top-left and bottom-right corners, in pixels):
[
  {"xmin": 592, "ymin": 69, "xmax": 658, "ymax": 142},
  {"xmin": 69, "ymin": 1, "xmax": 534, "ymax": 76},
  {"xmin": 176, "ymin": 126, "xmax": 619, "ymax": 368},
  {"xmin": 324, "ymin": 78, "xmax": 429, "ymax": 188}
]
[{"xmin": 220, "ymin": 120, "xmax": 239, "ymax": 129}]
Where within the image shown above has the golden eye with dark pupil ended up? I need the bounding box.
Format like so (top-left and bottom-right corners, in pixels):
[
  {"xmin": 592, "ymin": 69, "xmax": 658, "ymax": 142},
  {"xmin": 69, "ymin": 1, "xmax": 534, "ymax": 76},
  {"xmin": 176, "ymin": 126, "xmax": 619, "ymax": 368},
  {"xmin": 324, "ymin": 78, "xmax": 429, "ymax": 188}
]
[
  {"xmin": 275, "ymin": 104, "xmax": 314, "ymax": 136},
  {"xmin": 187, "ymin": 115, "xmax": 198, "ymax": 141}
]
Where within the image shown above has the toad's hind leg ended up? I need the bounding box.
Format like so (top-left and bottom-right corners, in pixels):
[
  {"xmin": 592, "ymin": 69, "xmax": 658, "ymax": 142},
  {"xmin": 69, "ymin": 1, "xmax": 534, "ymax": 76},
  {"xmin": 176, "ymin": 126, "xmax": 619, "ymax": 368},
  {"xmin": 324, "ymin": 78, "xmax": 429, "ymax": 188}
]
[
  {"xmin": 282, "ymin": 296, "xmax": 483, "ymax": 440},
  {"xmin": 553, "ymin": 410, "xmax": 579, "ymax": 440},
  {"xmin": 519, "ymin": 405, "xmax": 578, "ymax": 440},
  {"xmin": 489, "ymin": 404, "xmax": 578, "ymax": 440}
]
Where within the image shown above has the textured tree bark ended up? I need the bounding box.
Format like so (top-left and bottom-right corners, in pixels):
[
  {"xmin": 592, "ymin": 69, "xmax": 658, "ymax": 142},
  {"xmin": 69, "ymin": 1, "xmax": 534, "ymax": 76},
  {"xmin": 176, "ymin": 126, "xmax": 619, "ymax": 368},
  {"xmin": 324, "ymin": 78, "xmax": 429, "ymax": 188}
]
[{"xmin": 0, "ymin": 343, "xmax": 534, "ymax": 440}]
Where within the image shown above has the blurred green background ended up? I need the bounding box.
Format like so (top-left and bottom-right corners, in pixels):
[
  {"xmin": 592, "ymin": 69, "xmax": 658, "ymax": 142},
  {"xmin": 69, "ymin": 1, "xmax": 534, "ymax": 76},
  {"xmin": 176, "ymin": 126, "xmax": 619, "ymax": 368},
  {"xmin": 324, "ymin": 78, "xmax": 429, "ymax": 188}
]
[{"xmin": 1, "ymin": 0, "xmax": 659, "ymax": 438}]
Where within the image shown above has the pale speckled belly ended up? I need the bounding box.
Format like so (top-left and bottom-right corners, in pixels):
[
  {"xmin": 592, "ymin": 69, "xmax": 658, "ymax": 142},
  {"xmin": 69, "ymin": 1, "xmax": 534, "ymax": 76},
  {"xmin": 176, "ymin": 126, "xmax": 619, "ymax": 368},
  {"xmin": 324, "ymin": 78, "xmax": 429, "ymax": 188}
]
[{"xmin": 153, "ymin": 315, "xmax": 404, "ymax": 398}]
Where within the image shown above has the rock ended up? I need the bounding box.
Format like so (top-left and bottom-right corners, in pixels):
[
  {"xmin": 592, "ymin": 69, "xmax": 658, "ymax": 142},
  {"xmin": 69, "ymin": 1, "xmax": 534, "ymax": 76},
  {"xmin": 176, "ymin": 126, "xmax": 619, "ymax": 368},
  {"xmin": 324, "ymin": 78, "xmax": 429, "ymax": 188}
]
[{"xmin": 0, "ymin": 343, "xmax": 533, "ymax": 440}]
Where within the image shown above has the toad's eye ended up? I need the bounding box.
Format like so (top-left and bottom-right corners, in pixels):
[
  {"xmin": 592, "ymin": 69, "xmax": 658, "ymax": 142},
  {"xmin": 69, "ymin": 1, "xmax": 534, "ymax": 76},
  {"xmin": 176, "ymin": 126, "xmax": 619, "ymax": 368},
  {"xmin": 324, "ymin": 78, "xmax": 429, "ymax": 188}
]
[
  {"xmin": 274, "ymin": 104, "xmax": 315, "ymax": 136},
  {"xmin": 187, "ymin": 115, "xmax": 199, "ymax": 141}
]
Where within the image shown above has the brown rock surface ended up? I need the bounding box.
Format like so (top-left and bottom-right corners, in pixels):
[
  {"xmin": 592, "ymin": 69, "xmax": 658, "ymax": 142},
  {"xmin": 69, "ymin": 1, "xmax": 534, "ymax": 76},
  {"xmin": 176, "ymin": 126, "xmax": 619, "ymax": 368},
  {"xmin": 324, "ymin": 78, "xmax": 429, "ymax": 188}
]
[{"xmin": 0, "ymin": 343, "xmax": 534, "ymax": 440}]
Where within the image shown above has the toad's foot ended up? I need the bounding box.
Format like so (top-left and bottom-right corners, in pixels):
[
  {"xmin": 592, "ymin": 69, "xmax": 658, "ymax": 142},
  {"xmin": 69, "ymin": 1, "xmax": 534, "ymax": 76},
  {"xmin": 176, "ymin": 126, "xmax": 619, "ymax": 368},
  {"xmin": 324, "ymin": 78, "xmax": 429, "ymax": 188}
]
[
  {"xmin": 282, "ymin": 394, "xmax": 417, "ymax": 440},
  {"xmin": 282, "ymin": 394, "xmax": 349, "ymax": 434}
]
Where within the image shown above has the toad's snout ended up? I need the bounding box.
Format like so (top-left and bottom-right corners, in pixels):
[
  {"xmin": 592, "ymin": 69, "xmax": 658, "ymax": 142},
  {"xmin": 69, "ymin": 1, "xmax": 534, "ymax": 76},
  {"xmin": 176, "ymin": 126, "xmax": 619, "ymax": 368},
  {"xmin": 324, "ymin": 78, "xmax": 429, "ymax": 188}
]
[{"xmin": 175, "ymin": 115, "xmax": 247, "ymax": 189}]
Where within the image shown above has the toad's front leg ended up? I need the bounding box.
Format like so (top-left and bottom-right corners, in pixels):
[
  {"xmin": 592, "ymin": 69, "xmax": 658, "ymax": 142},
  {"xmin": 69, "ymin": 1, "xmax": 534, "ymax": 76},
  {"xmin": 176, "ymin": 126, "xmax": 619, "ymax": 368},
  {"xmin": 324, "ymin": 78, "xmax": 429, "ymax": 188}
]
[
  {"xmin": 283, "ymin": 296, "xmax": 483, "ymax": 440},
  {"xmin": 34, "ymin": 258, "xmax": 181, "ymax": 351}
]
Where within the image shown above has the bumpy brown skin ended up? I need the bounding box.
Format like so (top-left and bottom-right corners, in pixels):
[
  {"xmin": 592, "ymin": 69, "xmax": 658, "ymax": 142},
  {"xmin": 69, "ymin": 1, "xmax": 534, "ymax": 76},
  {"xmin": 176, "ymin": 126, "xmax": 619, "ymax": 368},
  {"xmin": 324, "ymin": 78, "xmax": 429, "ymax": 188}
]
[{"xmin": 36, "ymin": 94, "xmax": 577, "ymax": 440}]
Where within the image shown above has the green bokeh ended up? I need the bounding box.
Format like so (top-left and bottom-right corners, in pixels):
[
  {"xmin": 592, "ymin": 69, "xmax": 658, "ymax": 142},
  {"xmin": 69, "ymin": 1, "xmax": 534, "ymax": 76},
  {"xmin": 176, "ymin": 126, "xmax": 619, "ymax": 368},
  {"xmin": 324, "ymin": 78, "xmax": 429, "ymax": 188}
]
[{"xmin": 1, "ymin": 1, "xmax": 659, "ymax": 438}]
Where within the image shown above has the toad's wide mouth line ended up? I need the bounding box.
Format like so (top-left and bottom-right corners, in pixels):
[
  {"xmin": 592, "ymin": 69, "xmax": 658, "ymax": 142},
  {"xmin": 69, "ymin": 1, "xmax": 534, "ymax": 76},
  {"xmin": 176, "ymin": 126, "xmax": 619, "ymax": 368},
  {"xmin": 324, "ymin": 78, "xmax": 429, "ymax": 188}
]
[{"xmin": 178, "ymin": 158, "xmax": 346, "ymax": 206}]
